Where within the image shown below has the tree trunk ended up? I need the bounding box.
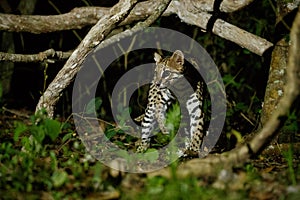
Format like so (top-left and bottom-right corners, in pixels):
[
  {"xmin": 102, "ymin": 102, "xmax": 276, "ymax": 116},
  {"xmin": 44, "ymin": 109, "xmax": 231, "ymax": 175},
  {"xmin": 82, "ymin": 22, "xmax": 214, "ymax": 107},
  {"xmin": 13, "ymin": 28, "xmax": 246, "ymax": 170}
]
[{"xmin": 0, "ymin": 0, "xmax": 37, "ymax": 96}]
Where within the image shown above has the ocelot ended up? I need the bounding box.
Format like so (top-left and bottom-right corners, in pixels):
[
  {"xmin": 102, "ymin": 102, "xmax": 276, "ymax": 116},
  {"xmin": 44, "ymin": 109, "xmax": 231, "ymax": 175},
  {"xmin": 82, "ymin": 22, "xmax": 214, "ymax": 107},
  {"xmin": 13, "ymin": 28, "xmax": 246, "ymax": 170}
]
[{"xmin": 136, "ymin": 50, "xmax": 205, "ymax": 156}]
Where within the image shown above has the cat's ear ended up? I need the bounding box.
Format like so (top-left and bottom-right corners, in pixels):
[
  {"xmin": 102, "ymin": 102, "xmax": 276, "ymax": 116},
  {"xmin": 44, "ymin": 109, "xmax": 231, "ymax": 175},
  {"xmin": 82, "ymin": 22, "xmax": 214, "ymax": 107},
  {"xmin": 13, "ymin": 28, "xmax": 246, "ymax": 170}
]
[
  {"xmin": 171, "ymin": 50, "xmax": 184, "ymax": 65},
  {"xmin": 154, "ymin": 52, "xmax": 162, "ymax": 63}
]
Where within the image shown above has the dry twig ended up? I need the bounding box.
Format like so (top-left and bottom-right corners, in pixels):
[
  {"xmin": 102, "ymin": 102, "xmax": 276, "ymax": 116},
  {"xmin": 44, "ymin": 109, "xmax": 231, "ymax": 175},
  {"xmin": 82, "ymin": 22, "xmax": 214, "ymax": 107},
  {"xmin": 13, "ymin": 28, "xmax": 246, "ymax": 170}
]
[{"xmin": 0, "ymin": 49, "xmax": 72, "ymax": 63}]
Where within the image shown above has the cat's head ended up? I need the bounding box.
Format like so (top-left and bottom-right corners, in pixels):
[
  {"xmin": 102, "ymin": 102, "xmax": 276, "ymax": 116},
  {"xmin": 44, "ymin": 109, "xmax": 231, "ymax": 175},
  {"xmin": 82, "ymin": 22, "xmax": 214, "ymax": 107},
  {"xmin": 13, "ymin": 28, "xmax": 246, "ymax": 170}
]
[{"xmin": 153, "ymin": 50, "xmax": 185, "ymax": 88}]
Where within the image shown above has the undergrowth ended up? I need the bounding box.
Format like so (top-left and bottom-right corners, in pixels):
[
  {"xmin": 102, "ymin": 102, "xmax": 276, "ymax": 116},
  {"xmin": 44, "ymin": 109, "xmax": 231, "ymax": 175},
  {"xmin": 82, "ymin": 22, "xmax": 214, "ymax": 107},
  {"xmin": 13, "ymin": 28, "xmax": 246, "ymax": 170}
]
[{"xmin": 0, "ymin": 109, "xmax": 299, "ymax": 199}]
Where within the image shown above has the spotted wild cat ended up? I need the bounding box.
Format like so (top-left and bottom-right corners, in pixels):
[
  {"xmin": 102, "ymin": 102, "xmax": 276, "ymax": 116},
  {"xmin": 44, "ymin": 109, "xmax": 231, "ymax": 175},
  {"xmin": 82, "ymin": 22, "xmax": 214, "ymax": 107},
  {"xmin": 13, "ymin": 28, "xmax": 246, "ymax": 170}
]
[{"xmin": 136, "ymin": 50, "xmax": 205, "ymax": 156}]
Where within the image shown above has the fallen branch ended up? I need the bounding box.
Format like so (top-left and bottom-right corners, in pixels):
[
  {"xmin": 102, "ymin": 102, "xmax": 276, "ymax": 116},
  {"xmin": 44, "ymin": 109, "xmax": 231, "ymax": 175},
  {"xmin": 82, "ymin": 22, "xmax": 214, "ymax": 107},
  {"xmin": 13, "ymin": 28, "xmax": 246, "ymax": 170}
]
[
  {"xmin": 0, "ymin": 49, "xmax": 72, "ymax": 63},
  {"xmin": 148, "ymin": 7, "xmax": 300, "ymax": 179}
]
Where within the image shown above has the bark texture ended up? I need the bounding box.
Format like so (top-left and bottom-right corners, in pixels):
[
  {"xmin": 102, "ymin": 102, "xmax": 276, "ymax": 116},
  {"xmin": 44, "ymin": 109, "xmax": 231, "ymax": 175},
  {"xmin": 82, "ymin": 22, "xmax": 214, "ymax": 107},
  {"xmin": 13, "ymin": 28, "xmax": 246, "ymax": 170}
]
[{"xmin": 0, "ymin": 0, "xmax": 273, "ymax": 56}]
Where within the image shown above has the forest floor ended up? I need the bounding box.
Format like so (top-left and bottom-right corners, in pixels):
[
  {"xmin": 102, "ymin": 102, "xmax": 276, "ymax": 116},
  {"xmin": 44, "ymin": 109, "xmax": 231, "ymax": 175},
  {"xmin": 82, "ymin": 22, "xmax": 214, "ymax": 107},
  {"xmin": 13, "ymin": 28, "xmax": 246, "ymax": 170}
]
[{"xmin": 1, "ymin": 109, "xmax": 300, "ymax": 200}]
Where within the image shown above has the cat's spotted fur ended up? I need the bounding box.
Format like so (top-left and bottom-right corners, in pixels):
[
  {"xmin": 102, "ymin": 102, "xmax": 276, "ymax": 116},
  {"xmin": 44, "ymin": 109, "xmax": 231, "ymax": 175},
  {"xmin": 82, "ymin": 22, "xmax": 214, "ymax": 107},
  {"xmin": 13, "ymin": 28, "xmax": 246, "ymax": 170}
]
[{"xmin": 136, "ymin": 50, "xmax": 205, "ymax": 155}]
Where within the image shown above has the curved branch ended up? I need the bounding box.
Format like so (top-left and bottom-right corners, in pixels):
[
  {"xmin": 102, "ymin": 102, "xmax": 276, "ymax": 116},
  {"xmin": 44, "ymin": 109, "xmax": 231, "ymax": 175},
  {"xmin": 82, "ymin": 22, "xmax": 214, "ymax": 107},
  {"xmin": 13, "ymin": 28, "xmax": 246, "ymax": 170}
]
[
  {"xmin": 0, "ymin": 49, "xmax": 72, "ymax": 63},
  {"xmin": 96, "ymin": 0, "xmax": 172, "ymax": 51},
  {"xmin": 149, "ymin": 7, "xmax": 300, "ymax": 179},
  {"xmin": 35, "ymin": 0, "xmax": 139, "ymax": 117},
  {"xmin": 35, "ymin": 0, "xmax": 172, "ymax": 117}
]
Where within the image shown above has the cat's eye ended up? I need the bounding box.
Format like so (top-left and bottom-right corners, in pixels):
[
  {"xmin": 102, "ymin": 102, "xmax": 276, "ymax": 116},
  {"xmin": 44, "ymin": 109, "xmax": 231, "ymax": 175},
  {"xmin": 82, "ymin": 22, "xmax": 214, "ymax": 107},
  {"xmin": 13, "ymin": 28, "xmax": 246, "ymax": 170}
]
[{"xmin": 162, "ymin": 71, "xmax": 171, "ymax": 78}]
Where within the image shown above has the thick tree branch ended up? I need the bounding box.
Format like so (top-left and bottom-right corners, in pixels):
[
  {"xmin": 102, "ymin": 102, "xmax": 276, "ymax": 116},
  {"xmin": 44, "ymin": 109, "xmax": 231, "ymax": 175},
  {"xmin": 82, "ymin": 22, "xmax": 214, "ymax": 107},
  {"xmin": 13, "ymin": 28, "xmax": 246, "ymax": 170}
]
[
  {"xmin": 96, "ymin": 0, "xmax": 172, "ymax": 51},
  {"xmin": 0, "ymin": 0, "xmax": 255, "ymax": 34},
  {"xmin": 148, "ymin": 7, "xmax": 300, "ymax": 178},
  {"xmin": 0, "ymin": 0, "xmax": 273, "ymax": 56},
  {"xmin": 35, "ymin": 0, "xmax": 140, "ymax": 117},
  {"xmin": 220, "ymin": 0, "xmax": 255, "ymax": 12},
  {"xmin": 170, "ymin": 4, "xmax": 273, "ymax": 56},
  {"xmin": 36, "ymin": 0, "xmax": 172, "ymax": 117},
  {"xmin": 0, "ymin": 0, "xmax": 260, "ymax": 29},
  {"xmin": 0, "ymin": 7, "xmax": 108, "ymax": 34},
  {"xmin": 0, "ymin": 49, "xmax": 72, "ymax": 63}
]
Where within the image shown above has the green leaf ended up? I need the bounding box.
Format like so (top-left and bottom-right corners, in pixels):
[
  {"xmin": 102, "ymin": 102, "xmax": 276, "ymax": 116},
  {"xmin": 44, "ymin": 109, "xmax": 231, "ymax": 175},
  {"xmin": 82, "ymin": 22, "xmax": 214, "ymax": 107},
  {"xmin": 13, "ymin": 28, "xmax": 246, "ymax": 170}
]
[
  {"xmin": 85, "ymin": 97, "xmax": 102, "ymax": 114},
  {"xmin": 62, "ymin": 132, "xmax": 73, "ymax": 143},
  {"xmin": 31, "ymin": 126, "xmax": 45, "ymax": 143},
  {"xmin": 51, "ymin": 170, "xmax": 68, "ymax": 188},
  {"xmin": 44, "ymin": 119, "xmax": 61, "ymax": 141},
  {"xmin": 21, "ymin": 136, "xmax": 32, "ymax": 151},
  {"xmin": 144, "ymin": 149, "xmax": 159, "ymax": 163},
  {"xmin": 116, "ymin": 149, "xmax": 131, "ymax": 160},
  {"xmin": 105, "ymin": 128, "xmax": 117, "ymax": 139},
  {"xmin": 50, "ymin": 151, "xmax": 58, "ymax": 170},
  {"xmin": 13, "ymin": 121, "xmax": 28, "ymax": 142}
]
